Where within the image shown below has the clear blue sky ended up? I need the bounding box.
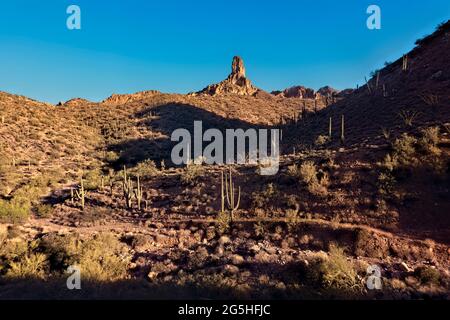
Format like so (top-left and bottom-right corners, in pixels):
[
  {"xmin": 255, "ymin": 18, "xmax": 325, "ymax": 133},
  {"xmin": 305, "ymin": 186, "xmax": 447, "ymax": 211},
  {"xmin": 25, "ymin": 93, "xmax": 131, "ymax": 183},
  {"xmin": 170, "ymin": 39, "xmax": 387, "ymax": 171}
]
[{"xmin": 0, "ymin": 0, "xmax": 449, "ymax": 103}]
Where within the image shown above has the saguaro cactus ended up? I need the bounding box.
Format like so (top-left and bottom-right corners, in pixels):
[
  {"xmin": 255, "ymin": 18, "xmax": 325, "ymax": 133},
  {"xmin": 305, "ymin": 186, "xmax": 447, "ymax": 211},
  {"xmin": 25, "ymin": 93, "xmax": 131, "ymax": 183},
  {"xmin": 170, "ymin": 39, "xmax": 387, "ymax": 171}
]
[
  {"xmin": 328, "ymin": 116, "xmax": 332, "ymax": 140},
  {"xmin": 122, "ymin": 166, "xmax": 133, "ymax": 209},
  {"xmin": 365, "ymin": 76, "xmax": 372, "ymax": 94},
  {"xmin": 74, "ymin": 178, "xmax": 86, "ymax": 210},
  {"xmin": 340, "ymin": 115, "xmax": 345, "ymax": 144},
  {"xmin": 222, "ymin": 167, "xmax": 241, "ymax": 223},
  {"xmin": 134, "ymin": 175, "xmax": 143, "ymax": 210}
]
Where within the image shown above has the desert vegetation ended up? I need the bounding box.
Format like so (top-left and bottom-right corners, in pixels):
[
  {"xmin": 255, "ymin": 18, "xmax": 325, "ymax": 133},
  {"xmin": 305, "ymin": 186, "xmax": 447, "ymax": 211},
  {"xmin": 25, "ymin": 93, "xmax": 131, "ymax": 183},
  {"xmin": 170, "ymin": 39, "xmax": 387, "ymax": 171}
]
[{"xmin": 0, "ymin": 21, "xmax": 449, "ymax": 300}]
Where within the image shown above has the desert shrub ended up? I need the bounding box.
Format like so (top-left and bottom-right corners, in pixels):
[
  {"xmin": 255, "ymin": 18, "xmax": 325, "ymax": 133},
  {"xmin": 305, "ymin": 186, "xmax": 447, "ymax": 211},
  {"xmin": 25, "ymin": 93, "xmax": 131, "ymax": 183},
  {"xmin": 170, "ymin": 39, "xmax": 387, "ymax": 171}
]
[
  {"xmin": 381, "ymin": 130, "xmax": 444, "ymax": 179},
  {"xmin": 83, "ymin": 169, "xmax": 102, "ymax": 190},
  {"xmin": 124, "ymin": 234, "xmax": 152, "ymax": 250},
  {"xmin": 6, "ymin": 225, "xmax": 21, "ymax": 239},
  {"xmin": 377, "ymin": 172, "xmax": 396, "ymax": 197},
  {"xmin": 216, "ymin": 210, "xmax": 231, "ymax": 235},
  {"xmin": 381, "ymin": 127, "xmax": 391, "ymax": 140},
  {"xmin": 307, "ymin": 178, "xmax": 329, "ymax": 197},
  {"xmin": 180, "ymin": 163, "xmax": 204, "ymax": 185},
  {"xmin": 315, "ymin": 135, "xmax": 330, "ymax": 146},
  {"xmin": 392, "ymin": 134, "xmax": 417, "ymax": 163},
  {"xmin": 134, "ymin": 159, "xmax": 159, "ymax": 178},
  {"xmin": 6, "ymin": 252, "xmax": 48, "ymax": 279},
  {"xmin": 105, "ymin": 151, "xmax": 120, "ymax": 163},
  {"xmin": 415, "ymin": 266, "xmax": 440, "ymax": 285},
  {"xmin": 285, "ymin": 209, "xmax": 300, "ymax": 232},
  {"xmin": 418, "ymin": 126, "xmax": 440, "ymax": 155},
  {"xmin": 0, "ymin": 198, "xmax": 30, "ymax": 223},
  {"xmin": 398, "ymin": 110, "xmax": 420, "ymax": 127},
  {"xmin": 381, "ymin": 134, "xmax": 418, "ymax": 176},
  {"xmin": 78, "ymin": 233, "xmax": 130, "ymax": 281},
  {"xmin": 35, "ymin": 203, "xmax": 53, "ymax": 218},
  {"xmin": 299, "ymin": 161, "xmax": 318, "ymax": 185},
  {"xmin": 253, "ymin": 209, "xmax": 267, "ymax": 238},
  {"xmin": 297, "ymin": 161, "xmax": 330, "ymax": 197},
  {"xmin": 251, "ymin": 183, "xmax": 278, "ymax": 209},
  {"xmin": 3, "ymin": 232, "xmax": 130, "ymax": 281},
  {"xmin": 0, "ymin": 240, "xmax": 28, "ymax": 264},
  {"xmin": 284, "ymin": 194, "xmax": 300, "ymax": 211},
  {"xmin": 307, "ymin": 244, "xmax": 359, "ymax": 291},
  {"xmin": 38, "ymin": 233, "xmax": 79, "ymax": 270},
  {"xmin": 287, "ymin": 163, "xmax": 300, "ymax": 178}
]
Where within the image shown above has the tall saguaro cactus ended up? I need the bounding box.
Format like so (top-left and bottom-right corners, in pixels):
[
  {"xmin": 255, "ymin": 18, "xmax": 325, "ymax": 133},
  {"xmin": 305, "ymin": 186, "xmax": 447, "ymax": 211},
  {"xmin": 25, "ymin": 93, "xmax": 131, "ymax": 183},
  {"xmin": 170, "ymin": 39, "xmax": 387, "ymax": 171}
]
[
  {"xmin": 134, "ymin": 175, "xmax": 143, "ymax": 210},
  {"xmin": 340, "ymin": 115, "xmax": 345, "ymax": 144},
  {"xmin": 122, "ymin": 166, "xmax": 133, "ymax": 209},
  {"xmin": 74, "ymin": 178, "xmax": 86, "ymax": 210},
  {"xmin": 402, "ymin": 55, "xmax": 408, "ymax": 71},
  {"xmin": 221, "ymin": 167, "xmax": 241, "ymax": 223},
  {"xmin": 328, "ymin": 116, "xmax": 332, "ymax": 140}
]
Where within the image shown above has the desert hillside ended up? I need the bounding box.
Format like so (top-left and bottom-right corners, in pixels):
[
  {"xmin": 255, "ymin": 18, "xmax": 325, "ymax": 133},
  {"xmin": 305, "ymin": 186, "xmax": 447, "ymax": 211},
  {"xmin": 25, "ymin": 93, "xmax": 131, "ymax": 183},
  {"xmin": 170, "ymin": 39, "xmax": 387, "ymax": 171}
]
[{"xmin": 0, "ymin": 21, "xmax": 449, "ymax": 299}]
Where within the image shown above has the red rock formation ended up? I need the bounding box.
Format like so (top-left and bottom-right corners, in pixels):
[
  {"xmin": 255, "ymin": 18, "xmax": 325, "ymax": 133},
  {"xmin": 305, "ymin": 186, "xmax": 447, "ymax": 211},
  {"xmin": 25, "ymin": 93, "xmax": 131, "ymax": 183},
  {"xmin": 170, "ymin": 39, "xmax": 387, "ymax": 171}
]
[
  {"xmin": 271, "ymin": 86, "xmax": 316, "ymax": 99},
  {"xmin": 197, "ymin": 56, "xmax": 259, "ymax": 96}
]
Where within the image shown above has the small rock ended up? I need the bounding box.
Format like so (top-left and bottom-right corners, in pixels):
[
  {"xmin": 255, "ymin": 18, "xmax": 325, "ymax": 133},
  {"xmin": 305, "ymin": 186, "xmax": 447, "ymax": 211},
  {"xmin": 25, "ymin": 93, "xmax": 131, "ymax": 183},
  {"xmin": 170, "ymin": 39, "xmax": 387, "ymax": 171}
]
[
  {"xmin": 230, "ymin": 254, "xmax": 244, "ymax": 265},
  {"xmin": 265, "ymin": 246, "xmax": 277, "ymax": 254},
  {"xmin": 223, "ymin": 264, "xmax": 239, "ymax": 275},
  {"xmin": 206, "ymin": 227, "xmax": 216, "ymax": 240},
  {"xmin": 404, "ymin": 276, "xmax": 419, "ymax": 287},
  {"xmin": 400, "ymin": 262, "xmax": 412, "ymax": 273},
  {"xmin": 147, "ymin": 271, "xmax": 158, "ymax": 280},
  {"xmin": 215, "ymin": 245, "xmax": 224, "ymax": 256},
  {"xmin": 218, "ymin": 235, "xmax": 231, "ymax": 246}
]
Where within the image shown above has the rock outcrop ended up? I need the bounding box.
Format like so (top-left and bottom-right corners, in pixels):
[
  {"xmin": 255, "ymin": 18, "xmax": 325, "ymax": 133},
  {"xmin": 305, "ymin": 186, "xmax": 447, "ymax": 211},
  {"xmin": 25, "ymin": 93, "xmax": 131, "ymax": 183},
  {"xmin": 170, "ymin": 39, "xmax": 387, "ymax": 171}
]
[
  {"xmin": 317, "ymin": 86, "xmax": 339, "ymax": 98},
  {"xmin": 271, "ymin": 86, "xmax": 316, "ymax": 99},
  {"xmin": 59, "ymin": 98, "xmax": 92, "ymax": 107},
  {"xmin": 102, "ymin": 90, "xmax": 160, "ymax": 106},
  {"xmin": 197, "ymin": 56, "xmax": 259, "ymax": 96},
  {"xmin": 272, "ymin": 85, "xmax": 340, "ymax": 100}
]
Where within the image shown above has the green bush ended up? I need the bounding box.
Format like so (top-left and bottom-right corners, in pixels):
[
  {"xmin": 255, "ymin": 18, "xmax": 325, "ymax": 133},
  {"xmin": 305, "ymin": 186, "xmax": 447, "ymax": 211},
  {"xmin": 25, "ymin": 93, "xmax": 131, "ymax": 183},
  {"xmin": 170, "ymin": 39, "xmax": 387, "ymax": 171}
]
[
  {"xmin": 392, "ymin": 133, "xmax": 417, "ymax": 165},
  {"xmin": 315, "ymin": 135, "xmax": 330, "ymax": 146},
  {"xmin": 298, "ymin": 161, "xmax": 330, "ymax": 197},
  {"xmin": 0, "ymin": 199, "xmax": 30, "ymax": 223},
  {"xmin": 78, "ymin": 233, "xmax": 130, "ymax": 281},
  {"xmin": 134, "ymin": 159, "xmax": 159, "ymax": 178},
  {"xmin": 377, "ymin": 172, "xmax": 396, "ymax": 196},
  {"xmin": 251, "ymin": 183, "xmax": 278, "ymax": 209},
  {"xmin": 84, "ymin": 170, "xmax": 102, "ymax": 190},
  {"xmin": 180, "ymin": 163, "xmax": 204, "ymax": 185},
  {"xmin": 307, "ymin": 244, "xmax": 359, "ymax": 291},
  {"xmin": 6, "ymin": 253, "xmax": 48, "ymax": 279},
  {"xmin": 418, "ymin": 127, "xmax": 440, "ymax": 155},
  {"xmin": 35, "ymin": 204, "xmax": 53, "ymax": 218},
  {"xmin": 415, "ymin": 266, "xmax": 440, "ymax": 285},
  {"xmin": 299, "ymin": 161, "xmax": 318, "ymax": 185}
]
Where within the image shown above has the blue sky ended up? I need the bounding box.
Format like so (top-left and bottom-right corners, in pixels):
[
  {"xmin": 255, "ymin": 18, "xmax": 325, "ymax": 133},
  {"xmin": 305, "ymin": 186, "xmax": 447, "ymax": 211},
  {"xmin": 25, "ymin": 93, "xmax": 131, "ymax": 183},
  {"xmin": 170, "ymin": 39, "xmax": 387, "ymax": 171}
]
[{"xmin": 0, "ymin": 0, "xmax": 449, "ymax": 103}]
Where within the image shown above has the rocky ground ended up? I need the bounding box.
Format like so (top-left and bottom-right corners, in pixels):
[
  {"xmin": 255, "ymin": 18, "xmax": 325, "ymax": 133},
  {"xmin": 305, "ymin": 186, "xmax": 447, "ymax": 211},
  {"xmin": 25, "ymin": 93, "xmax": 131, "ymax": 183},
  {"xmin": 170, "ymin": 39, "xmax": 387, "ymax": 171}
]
[{"xmin": 0, "ymin": 21, "xmax": 449, "ymax": 300}]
